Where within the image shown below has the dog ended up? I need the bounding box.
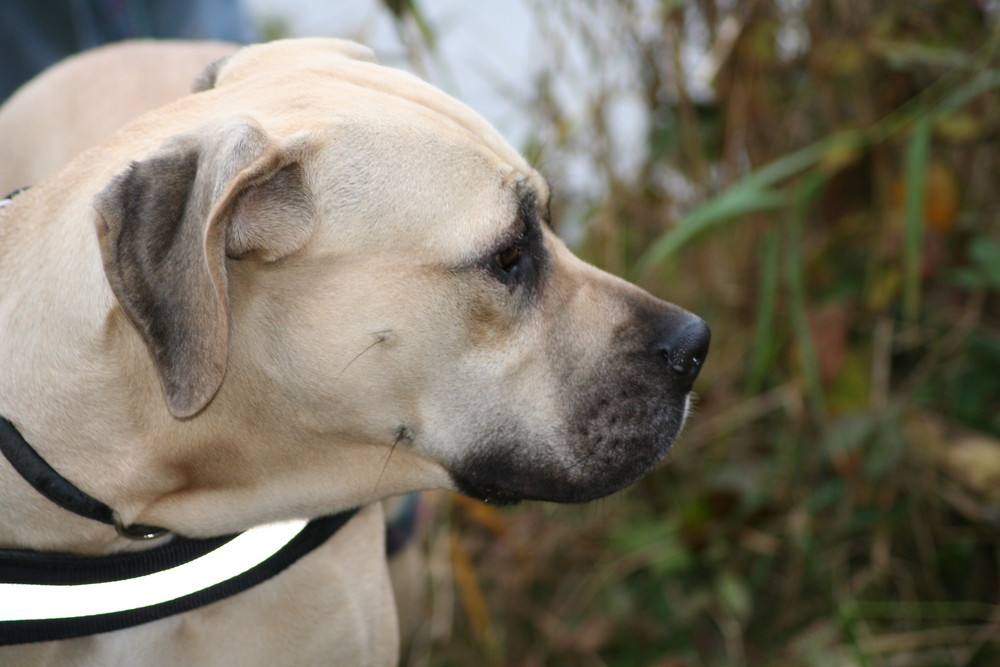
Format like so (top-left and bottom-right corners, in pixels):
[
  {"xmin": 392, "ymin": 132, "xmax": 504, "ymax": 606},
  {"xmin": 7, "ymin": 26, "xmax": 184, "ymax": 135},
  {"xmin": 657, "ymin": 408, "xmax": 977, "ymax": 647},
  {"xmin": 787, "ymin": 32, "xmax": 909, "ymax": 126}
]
[{"xmin": 0, "ymin": 38, "xmax": 709, "ymax": 665}]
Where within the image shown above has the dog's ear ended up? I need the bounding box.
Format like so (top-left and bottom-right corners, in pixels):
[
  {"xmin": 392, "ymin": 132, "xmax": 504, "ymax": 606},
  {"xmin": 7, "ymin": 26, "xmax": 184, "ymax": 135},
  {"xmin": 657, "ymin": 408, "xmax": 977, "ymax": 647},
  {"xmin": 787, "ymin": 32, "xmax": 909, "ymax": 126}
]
[
  {"xmin": 191, "ymin": 55, "xmax": 232, "ymax": 92},
  {"xmin": 94, "ymin": 119, "xmax": 314, "ymax": 418}
]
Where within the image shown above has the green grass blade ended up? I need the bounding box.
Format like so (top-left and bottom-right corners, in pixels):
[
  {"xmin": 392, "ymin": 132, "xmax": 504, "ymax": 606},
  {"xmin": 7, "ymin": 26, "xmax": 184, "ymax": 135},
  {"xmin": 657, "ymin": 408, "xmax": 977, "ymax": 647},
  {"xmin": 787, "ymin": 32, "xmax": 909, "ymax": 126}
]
[
  {"xmin": 903, "ymin": 114, "xmax": 931, "ymax": 321},
  {"xmin": 636, "ymin": 185, "xmax": 787, "ymax": 275},
  {"xmin": 746, "ymin": 226, "xmax": 782, "ymax": 394},
  {"xmin": 932, "ymin": 70, "xmax": 1000, "ymax": 116},
  {"xmin": 637, "ymin": 132, "xmax": 862, "ymax": 275},
  {"xmin": 785, "ymin": 172, "xmax": 828, "ymax": 420}
]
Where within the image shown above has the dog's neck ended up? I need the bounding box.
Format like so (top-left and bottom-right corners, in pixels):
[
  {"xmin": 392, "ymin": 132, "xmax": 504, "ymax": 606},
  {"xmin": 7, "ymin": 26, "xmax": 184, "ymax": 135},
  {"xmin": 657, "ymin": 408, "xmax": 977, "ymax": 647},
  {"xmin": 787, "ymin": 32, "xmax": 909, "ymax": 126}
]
[
  {"xmin": 0, "ymin": 400, "xmax": 446, "ymax": 554},
  {"xmin": 0, "ymin": 327, "xmax": 447, "ymax": 555},
  {"xmin": 0, "ymin": 368, "xmax": 447, "ymax": 553}
]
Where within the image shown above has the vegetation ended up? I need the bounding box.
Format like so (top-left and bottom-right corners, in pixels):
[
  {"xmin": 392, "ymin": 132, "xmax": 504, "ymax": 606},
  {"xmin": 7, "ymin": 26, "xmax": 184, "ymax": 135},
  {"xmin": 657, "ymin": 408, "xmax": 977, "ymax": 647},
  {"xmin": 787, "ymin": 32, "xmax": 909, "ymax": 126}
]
[{"xmin": 364, "ymin": 1, "xmax": 1000, "ymax": 664}]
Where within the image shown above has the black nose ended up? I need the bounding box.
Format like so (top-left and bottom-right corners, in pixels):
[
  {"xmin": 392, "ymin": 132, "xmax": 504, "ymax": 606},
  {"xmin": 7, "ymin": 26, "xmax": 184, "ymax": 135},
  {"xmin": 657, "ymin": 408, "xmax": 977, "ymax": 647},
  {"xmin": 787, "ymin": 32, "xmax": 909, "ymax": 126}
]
[{"xmin": 658, "ymin": 313, "xmax": 710, "ymax": 388}]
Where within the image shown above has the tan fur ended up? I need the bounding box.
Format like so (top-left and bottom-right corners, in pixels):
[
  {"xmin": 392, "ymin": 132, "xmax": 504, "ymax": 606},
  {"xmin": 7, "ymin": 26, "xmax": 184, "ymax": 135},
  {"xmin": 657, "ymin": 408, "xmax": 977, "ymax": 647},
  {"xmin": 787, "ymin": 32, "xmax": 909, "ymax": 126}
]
[
  {"xmin": 0, "ymin": 38, "xmax": 707, "ymax": 665},
  {"xmin": 0, "ymin": 40, "xmax": 240, "ymax": 195}
]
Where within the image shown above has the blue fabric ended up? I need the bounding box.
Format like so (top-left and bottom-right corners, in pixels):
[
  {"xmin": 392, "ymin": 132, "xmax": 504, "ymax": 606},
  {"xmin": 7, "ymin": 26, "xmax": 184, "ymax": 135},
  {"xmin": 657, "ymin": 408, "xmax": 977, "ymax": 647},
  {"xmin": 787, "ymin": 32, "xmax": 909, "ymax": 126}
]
[{"xmin": 0, "ymin": 0, "xmax": 257, "ymax": 101}]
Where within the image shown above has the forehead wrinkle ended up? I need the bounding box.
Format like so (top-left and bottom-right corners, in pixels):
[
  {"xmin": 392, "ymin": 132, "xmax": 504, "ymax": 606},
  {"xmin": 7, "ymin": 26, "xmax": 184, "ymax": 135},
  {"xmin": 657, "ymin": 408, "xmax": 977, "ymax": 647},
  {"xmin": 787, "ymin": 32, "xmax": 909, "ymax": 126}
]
[
  {"xmin": 512, "ymin": 176, "xmax": 552, "ymax": 231},
  {"xmin": 302, "ymin": 58, "xmax": 532, "ymax": 174},
  {"xmin": 506, "ymin": 171, "xmax": 551, "ymax": 224},
  {"xmin": 471, "ymin": 175, "xmax": 525, "ymax": 256}
]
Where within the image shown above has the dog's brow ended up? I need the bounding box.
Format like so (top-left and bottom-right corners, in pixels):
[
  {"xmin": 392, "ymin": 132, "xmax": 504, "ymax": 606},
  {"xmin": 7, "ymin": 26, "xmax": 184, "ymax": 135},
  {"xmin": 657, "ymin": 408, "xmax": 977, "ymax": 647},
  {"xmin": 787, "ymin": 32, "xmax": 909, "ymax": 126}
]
[{"xmin": 515, "ymin": 181, "xmax": 547, "ymax": 231}]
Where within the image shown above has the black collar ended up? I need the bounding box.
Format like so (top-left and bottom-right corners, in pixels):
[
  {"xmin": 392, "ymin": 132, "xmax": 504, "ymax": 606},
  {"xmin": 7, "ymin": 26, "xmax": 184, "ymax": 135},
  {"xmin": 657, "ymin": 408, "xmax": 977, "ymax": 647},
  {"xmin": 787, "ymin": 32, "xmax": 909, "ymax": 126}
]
[
  {"xmin": 0, "ymin": 415, "xmax": 359, "ymax": 645},
  {"xmin": 0, "ymin": 417, "xmax": 166, "ymax": 539}
]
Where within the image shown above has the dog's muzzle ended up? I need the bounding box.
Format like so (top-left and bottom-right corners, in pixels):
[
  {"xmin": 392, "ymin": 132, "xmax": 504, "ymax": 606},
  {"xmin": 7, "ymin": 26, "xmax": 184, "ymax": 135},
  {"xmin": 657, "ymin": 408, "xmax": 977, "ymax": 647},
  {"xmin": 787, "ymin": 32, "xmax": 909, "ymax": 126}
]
[{"xmin": 452, "ymin": 307, "xmax": 710, "ymax": 506}]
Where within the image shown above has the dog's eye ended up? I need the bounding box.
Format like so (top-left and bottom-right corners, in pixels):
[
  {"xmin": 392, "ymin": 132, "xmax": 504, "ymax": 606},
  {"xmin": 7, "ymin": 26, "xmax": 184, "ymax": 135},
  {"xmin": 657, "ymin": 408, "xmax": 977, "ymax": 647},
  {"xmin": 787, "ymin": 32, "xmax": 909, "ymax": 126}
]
[
  {"xmin": 486, "ymin": 229, "xmax": 539, "ymax": 288},
  {"xmin": 495, "ymin": 243, "xmax": 522, "ymax": 272}
]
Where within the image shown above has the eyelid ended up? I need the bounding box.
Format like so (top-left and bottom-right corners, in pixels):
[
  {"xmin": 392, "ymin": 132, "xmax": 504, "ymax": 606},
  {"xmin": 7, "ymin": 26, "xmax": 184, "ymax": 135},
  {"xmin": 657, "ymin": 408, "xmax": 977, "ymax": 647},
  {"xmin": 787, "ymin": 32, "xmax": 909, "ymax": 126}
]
[{"xmin": 492, "ymin": 224, "xmax": 528, "ymax": 255}]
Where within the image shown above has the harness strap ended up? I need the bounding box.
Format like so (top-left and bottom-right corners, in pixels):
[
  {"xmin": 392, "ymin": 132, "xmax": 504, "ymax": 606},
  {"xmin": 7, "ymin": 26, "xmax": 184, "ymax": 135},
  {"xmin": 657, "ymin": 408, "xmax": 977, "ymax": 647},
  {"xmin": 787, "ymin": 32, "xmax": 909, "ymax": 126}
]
[
  {"xmin": 0, "ymin": 414, "xmax": 364, "ymax": 645},
  {"xmin": 0, "ymin": 510, "xmax": 357, "ymax": 645},
  {"xmin": 0, "ymin": 186, "xmax": 29, "ymax": 209}
]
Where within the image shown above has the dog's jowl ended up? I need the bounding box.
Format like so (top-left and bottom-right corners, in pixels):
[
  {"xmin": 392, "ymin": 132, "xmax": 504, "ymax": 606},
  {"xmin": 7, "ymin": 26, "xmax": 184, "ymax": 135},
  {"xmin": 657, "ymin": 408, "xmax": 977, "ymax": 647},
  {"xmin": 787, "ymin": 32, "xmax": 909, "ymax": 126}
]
[{"xmin": 0, "ymin": 38, "xmax": 707, "ymax": 665}]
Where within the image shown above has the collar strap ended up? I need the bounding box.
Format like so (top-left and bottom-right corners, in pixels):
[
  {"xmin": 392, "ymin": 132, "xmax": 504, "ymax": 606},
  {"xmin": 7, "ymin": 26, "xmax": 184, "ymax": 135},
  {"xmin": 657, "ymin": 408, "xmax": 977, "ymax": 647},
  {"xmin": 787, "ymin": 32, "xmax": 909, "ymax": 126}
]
[
  {"xmin": 0, "ymin": 186, "xmax": 29, "ymax": 209},
  {"xmin": 0, "ymin": 417, "xmax": 165, "ymax": 539},
  {"xmin": 0, "ymin": 510, "xmax": 357, "ymax": 645}
]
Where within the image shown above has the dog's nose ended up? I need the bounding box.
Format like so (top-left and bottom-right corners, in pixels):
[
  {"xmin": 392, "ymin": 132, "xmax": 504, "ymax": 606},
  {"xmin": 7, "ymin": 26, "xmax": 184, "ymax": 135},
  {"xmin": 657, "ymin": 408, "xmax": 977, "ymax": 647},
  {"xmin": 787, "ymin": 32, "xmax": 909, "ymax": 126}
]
[{"xmin": 658, "ymin": 313, "xmax": 710, "ymax": 388}]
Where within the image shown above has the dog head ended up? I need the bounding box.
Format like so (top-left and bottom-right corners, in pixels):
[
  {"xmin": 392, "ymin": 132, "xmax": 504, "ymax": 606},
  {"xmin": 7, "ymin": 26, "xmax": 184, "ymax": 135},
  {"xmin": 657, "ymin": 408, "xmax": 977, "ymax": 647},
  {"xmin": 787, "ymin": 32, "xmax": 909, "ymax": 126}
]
[{"xmin": 93, "ymin": 38, "xmax": 709, "ymax": 510}]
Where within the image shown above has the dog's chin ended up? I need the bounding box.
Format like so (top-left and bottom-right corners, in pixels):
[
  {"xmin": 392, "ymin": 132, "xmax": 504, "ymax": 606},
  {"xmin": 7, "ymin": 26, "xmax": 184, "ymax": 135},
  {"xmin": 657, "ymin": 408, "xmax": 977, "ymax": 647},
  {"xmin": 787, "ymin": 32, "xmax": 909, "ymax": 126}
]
[
  {"xmin": 450, "ymin": 456, "xmax": 662, "ymax": 506},
  {"xmin": 449, "ymin": 384, "xmax": 693, "ymax": 505},
  {"xmin": 449, "ymin": 428, "xmax": 681, "ymax": 506}
]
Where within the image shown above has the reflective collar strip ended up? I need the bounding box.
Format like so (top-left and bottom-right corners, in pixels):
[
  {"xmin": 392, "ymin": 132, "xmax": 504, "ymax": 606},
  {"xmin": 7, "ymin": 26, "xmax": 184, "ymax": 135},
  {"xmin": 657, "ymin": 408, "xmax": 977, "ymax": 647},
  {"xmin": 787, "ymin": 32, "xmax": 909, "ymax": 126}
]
[
  {"xmin": 0, "ymin": 511, "xmax": 356, "ymax": 645},
  {"xmin": 0, "ymin": 186, "xmax": 29, "ymax": 209},
  {"xmin": 1, "ymin": 520, "xmax": 307, "ymax": 621}
]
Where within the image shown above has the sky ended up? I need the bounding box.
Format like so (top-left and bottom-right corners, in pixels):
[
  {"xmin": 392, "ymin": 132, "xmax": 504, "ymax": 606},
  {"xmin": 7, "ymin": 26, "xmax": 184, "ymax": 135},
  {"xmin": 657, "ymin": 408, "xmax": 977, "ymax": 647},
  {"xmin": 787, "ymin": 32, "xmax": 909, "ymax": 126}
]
[{"xmin": 241, "ymin": 0, "xmax": 543, "ymax": 149}]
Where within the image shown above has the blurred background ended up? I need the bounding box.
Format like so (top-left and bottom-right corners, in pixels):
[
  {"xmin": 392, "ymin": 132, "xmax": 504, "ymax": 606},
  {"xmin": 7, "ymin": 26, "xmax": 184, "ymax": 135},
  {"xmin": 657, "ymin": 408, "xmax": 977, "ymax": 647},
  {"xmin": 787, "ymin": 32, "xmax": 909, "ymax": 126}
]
[{"xmin": 5, "ymin": 1, "xmax": 1000, "ymax": 664}]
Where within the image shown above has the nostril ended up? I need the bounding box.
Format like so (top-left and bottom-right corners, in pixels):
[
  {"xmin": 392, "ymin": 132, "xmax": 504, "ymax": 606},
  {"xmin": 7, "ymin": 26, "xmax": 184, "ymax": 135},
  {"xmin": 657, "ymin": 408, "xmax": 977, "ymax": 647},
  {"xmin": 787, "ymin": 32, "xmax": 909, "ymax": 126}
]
[
  {"xmin": 662, "ymin": 348, "xmax": 703, "ymax": 376},
  {"xmin": 659, "ymin": 316, "xmax": 711, "ymax": 382}
]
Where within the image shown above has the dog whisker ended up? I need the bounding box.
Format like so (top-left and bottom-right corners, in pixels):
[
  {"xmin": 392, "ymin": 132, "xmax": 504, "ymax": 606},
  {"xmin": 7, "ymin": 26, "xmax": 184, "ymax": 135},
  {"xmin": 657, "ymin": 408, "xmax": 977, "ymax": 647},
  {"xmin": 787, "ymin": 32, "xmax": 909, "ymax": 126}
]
[
  {"xmin": 333, "ymin": 330, "xmax": 392, "ymax": 385},
  {"xmin": 373, "ymin": 427, "xmax": 408, "ymax": 496}
]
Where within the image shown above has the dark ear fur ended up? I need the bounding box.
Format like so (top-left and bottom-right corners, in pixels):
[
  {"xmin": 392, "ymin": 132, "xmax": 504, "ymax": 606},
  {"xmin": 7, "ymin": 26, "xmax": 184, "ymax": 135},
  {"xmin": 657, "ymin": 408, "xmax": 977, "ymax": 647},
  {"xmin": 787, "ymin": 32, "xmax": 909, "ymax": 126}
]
[
  {"xmin": 191, "ymin": 55, "xmax": 231, "ymax": 92},
  {"xmin": 94, "ymin": 121, "xmax": 314, "ymax": 418}
]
